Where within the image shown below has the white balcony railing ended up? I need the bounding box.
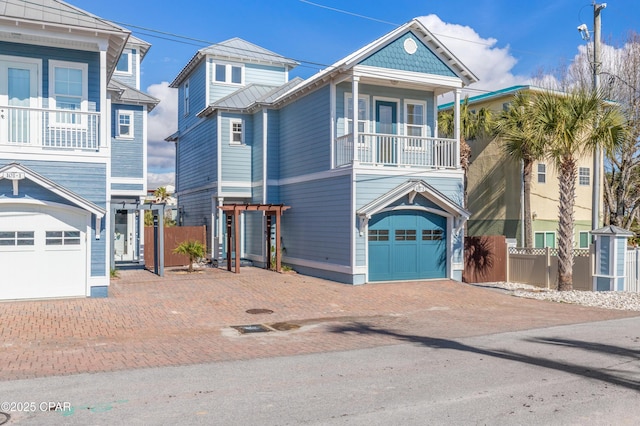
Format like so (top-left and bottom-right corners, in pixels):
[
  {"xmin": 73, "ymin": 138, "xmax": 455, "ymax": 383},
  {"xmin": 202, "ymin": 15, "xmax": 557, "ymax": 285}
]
[
  {"xmin": 0, "ymin": 105, "xmax": 100, "ymax": 150},
  {"xmin": 335, "ymin": 133, "xmax": 459, "ymax": 168}
]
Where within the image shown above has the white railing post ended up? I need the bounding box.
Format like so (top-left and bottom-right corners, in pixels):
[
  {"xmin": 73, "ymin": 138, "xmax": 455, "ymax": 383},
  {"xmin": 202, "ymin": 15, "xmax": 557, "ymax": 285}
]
[
  {"xmin": 352, "ymin": 75, "xmax": 359, "ymax": 164},
  {"xmin": 454, "ymin": 89, "xmax": 461, "ymax": 169}
]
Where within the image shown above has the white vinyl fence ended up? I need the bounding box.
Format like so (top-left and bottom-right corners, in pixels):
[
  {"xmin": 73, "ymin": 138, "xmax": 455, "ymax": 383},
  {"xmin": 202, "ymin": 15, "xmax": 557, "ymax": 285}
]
[{"xmin": 625, "ymin": 248, "xmax": 640, "ymax": 292}]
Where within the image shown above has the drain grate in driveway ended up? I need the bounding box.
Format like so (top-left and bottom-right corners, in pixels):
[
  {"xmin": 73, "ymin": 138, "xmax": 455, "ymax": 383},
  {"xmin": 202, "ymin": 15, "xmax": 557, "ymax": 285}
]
[
  {"xmin": 246, "ymin": 308, "xmax": 274, "ymax": 314},
  {"xmin": 231, "ymin": 324, "xmax": 272, "ymax": 334}
]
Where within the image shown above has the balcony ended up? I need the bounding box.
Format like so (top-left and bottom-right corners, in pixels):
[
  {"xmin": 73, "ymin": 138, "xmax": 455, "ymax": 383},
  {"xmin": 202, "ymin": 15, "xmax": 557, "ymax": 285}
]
[
  {"xmin": 0, "ymin": 105, "xmax": 100, "ymax": 151},
  {"xmin": 335, "ymin": 133, "xmax": 459, "ymax": 169}
]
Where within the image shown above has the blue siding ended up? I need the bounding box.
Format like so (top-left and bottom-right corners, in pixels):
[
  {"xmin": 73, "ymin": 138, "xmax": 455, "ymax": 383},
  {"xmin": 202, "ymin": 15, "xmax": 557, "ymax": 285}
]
[
  {"xmin": 280, "ymin": 174, "xmax": 352, "ymax": 267},
  {"xmin": 336, "ymin": 83, "xmax": 435, "ymax": 138},
  {"xmin": 355, "ymin": 173, "xmax": 464, "ymax": 266},
  {"xmin": 279, "ymin": 85, "xmax": 331, "ymax": 179},
  {"xmin": 0, "ymin": 159, "xmax": 107, "ymax": 276},
  {"xmin": 266, "ymin": 110, "xmax": 280, "ymax": 202},
  {"xmin": 111, "ymin": 104, "xmax": 144, "ymax": 179},
  {"xmin": 616, "ymin": 238, "xmax": 626, "ymax": 276},
  {"xmin": 178, "ymin": 61, "xmax": 207, "ymax": 131},
  {"xmin": 221, "ymin": 113, "xmax": 252, "ymax": 183},
  {"xmin": 245, "ymin": 63, "xmax": 287, "ymax": 86},
  {"xmin": 179, "ymin": 190, "xmax": 214, "ymax": 253},
  {"xmin": 244, "ymin": 211, "xmax": 264, "ymax": 260},
  {"xmin": 176, "ymin": 118, "xmax": 217, "ymax": 193},
  {"xmin": 359, "ymin": 31, "xmax": 457, "ymax": 78},
  {"xmin": 111, "ymin": 183, "xmax": 144, "ymax": 191},
  {"xmin": 599, "ymin": 236, "xmax": 610, "ymax": 275},
  {"xmin": 0, "ymin": 41, "xmax": 101, "ymax": 110},
  {"xmin": 252, "ymin": 110, "xmax": 264, "ymax": 202},
  {"xmin": 112, "ymin": 48, "xmax": 138, "ymax": 88}
]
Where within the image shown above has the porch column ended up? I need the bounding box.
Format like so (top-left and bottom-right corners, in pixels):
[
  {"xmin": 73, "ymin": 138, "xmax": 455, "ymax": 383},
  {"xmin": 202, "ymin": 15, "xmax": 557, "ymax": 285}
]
[
  {"xmin": 352, "ymin": 75, "xmax": 360, "ymax": 163},
  {"xmin": 215, "ymin": 197, "xmax": 224, "ymax": 261},
  {"xmin": 454, "ymin": 89, "xmax": 461, "ymax": 169},
  {"xmin": 99, "ymin": 44, "xmax": 108, "ymax": 148}
]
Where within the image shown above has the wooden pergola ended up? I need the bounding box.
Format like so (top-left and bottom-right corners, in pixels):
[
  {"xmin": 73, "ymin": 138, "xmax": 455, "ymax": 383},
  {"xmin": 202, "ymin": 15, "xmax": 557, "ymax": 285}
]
[{"xmin": 218, "ymin": 204, "xmax": 290, "ymax": 273}]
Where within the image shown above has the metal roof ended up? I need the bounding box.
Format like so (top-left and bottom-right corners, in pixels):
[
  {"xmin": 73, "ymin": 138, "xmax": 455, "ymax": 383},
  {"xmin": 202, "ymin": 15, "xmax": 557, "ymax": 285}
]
[
  {"xmin": 108, "ymin": 80, "xmax": 159, "ymax": 111},
  {"xmin": 0, "ymin": 0, "xmax": 130, "ymax": 78},
  {"xmin": 170, "ymin": 37, "xmax": 298, "ymax": 88},
  {"xmin": 0, "ymin": 0, "xmax": 126, "ymax": 32}
]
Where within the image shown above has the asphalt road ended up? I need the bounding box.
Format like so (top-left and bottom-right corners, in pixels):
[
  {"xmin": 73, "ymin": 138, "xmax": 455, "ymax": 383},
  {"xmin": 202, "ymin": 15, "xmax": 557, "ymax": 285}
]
[{"xmin": 3, "ymin": 316, "xmax": 640, "ymax": 425}]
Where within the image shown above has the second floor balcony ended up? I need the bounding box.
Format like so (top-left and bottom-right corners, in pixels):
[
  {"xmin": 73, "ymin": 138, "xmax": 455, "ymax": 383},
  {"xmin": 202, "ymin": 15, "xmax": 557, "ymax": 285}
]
[
  {"xmin": 0, "ymin": 105, "xmax": 101, "ymax": 151},
  {"xmin": 335, "ymin": 133, "xmax": 459, "ymax": 169}
]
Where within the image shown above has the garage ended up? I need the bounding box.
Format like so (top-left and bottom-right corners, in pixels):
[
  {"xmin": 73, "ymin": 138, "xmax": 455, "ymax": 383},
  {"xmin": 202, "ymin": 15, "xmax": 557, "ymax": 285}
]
[
  {"xmin": 0, "ymin": 203, "xmax": 88, "ymax": 300},
  {"xmin": 368, "ymin": 210, "xmax": 447, "ymax": 281}
]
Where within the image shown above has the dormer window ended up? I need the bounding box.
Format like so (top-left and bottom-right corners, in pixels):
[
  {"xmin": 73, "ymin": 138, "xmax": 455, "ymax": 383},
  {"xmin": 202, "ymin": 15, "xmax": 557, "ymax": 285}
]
[
  {"xmin": 115, "ymin": 50, "xmax": 132, "ymax": 74},
  {"xmin": 213, "ymin": 62, "xmax": 243, "ymax": 85}
]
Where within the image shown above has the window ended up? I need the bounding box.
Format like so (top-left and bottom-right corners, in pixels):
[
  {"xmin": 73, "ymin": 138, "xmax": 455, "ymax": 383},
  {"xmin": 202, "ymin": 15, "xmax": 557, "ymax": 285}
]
[
  {"xmin": 49, "ymin": 60, "xmax": 88, "ymax": 124},
  {"xmin": 368, "ymin": 230, "xmax": 389, "ymax": 241},
  {"xmin": 579, "ymin": 231, "xmax": 590, "ymax": 248},
  {"xmin": 230, "ymin": 119, "xmax": 243, "ymax": 145},
  {"xmin": 183, "ymin": 80, "xmax": 190, "ymax": 116},
  {"xmin": 405, "ymin": 101, "xmax": 426, "ymax": 149},
  {"xmin": 116, "ymin": 111, "xmax": 134, "ymax": 139},
  {"xmin": 46, "ymin": 231, "xmax": 81, "ymax": 246},
  {"xmin": 395, "ymin": 229, "xmax": 416, "ymax": 241},
  {"xmin": 422, "ymin": 229, "xmax": 443, "ymax": 241},
  {"xmin": 579, "ymin": 167, "xmax": 590, "ymax": 186},
  {"xmin": 537, "ymin": 163, "xmax": 546, "ymax": 183},
  {"xmin": 534, "ymin": 231, "xmax": 556, "ymax": 248},
  {"xmin": 213, "ymin": 62, "xmax": 243, "ymax": 85},
  {"xmin": 115, "ymin": 50, "xmax": 131, "ymax": 74},
  {"xmin": 345, "ymin": 95, "xmax": 368, "ymax": 134},
  {"xmin": 0, "ymin": 231, "xmax": 34, "ymax": 246}
]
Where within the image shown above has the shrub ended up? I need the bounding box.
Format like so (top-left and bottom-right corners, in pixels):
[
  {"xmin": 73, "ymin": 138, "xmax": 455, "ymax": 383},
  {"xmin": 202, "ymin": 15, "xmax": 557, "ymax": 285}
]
[{"xmin": 173, "ymin": 240, "xmax": 206, "ymax": 272}]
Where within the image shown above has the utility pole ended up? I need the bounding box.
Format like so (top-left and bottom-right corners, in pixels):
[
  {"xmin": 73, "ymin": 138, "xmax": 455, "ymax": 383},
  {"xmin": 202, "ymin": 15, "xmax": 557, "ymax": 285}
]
[{"xmin": 592, "ymin": 2, "xmax": 606, "ymax": 231}]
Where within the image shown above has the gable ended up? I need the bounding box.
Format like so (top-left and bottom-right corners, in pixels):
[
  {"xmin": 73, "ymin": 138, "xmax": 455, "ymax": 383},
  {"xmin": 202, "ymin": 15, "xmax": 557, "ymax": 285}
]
[{"xmin": 359, "ymin": 31, "xmax": 457, "ymax": 78}]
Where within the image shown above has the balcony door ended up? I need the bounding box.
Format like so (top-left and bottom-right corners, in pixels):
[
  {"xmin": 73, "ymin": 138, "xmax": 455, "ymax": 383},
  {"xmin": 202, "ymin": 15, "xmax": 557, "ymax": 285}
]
[
  {"xmin": 0, "ymin": 59, "xmax": 39, "ymax": 144},
  {"xmin": 375, "ymin": 100, "xmax": 397, "ymax": 164}
]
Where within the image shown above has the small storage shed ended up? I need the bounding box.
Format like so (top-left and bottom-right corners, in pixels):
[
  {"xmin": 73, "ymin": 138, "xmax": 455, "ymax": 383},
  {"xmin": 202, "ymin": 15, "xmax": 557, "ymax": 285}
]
[{"xmin": 592, "ymin": 225, "xmax": 634, "ymax": 291}]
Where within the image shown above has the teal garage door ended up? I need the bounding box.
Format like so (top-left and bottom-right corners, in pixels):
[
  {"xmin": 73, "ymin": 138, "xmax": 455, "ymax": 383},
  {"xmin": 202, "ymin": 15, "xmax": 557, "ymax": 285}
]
[{"xmin": 368, "ymin": 210, "xmax": 446, "ymax": 281}]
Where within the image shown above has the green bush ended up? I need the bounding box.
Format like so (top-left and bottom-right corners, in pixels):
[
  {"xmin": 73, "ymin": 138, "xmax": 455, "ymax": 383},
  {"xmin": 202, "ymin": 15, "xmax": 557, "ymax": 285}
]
[{"xmin": 173, "ymin": 240, "xmax": 206, "ymax": 272}]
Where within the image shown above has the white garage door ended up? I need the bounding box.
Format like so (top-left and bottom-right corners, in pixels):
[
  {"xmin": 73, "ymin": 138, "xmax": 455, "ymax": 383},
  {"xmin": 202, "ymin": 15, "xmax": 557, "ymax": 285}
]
[{"xmin": 0, "ymin": 203, "xmax": 88, "ymax": 300}]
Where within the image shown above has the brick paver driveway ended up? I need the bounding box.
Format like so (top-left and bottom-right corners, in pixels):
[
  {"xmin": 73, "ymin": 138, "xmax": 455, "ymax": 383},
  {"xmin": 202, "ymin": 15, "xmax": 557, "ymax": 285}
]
[{"xmin": 1, "ymin": 266, "xmax": 637, "ymax": 381}]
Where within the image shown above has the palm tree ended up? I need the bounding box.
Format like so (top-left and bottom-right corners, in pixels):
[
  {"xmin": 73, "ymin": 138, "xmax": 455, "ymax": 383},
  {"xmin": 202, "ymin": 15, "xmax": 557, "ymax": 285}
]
[
  {"xmin": 533, "ymin": 88, "xmax": 626, "ymax": 291},
  {"xmin": 173, "ymin": 240, "xmax": 206, "ymax": 272},
  {"xmin": 154, "ymin": 186, "xmax": 169, "ymax": 203},
  {"xmin": 438, "ymin": 97, "xmax": 492, "ymax": 207},
  {"xmin": 493, "ymin": 92, "xmax": 545, "ymax": 248}
]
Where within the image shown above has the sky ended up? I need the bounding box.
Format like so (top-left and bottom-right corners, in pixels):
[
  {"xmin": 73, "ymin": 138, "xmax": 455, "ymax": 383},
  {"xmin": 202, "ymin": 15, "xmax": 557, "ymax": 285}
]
[{"xmin": 69, "ymin": 0, "xmax": 639, "ymax": 188}]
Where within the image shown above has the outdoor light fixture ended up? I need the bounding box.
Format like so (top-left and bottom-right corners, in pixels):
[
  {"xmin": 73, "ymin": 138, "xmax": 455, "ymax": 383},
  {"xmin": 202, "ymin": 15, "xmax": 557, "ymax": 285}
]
[{"xmin": 577, "ymin": 23, "xmax": 590, "ymax": 40}]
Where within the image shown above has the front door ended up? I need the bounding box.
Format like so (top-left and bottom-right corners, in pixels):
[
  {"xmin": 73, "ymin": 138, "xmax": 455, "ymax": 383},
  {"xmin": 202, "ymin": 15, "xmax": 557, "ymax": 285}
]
[
  {"xmin": 0, "ymin": 59, "xmax": 39, "ymax": 144},
  {"xmin": 114, "ymin": 209, "xmax": 136, "ymax": 261},
  {"xmin": 375, "ymin": 100, "xmax": 397, "ymax": 164}
]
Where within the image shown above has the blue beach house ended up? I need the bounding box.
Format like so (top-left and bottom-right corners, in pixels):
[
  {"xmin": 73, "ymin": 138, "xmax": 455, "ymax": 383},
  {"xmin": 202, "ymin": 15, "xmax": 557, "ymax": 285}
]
[
  {"xmin": 0, "ymin": 0, "xmax": 157, "ymax": 299},
  {"xmin": 169, "ymin": 19, "xmax": 477, "ymax": 284}
]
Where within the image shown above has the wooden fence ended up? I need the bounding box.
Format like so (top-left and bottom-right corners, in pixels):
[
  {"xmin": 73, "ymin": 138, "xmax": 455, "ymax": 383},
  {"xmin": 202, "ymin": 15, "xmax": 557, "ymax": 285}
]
[
  {"xmin": 144, "ymin": 225, "xmax": 207, "ymax": 269},
  {"xmin": 463, "ymin": 235, "xmax": 507, "ymax": 283}
]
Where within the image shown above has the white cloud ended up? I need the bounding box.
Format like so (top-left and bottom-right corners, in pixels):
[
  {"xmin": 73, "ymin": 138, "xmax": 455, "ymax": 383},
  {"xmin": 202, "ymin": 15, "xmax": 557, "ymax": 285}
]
[
  {"xmin": 147, "ymin": 172, "xmax": 175, "ymax": 189},
  {"xmin": 145, "ymin": 82, "xmax": 177, "ymax": 187},
  {"xmin": 418, "ymin": 15, "xmax": 530, "ymax": 100},
  {"xmin": 147, "ymin": 81, "xmax": 178, "ymax": 142}
]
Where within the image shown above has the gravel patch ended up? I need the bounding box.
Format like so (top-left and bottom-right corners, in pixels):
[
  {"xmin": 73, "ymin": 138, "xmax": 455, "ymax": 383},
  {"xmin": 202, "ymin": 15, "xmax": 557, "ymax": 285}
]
[{"xmin": 475, "ymin": 282, "xmax": 640, "ymax": 311}]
